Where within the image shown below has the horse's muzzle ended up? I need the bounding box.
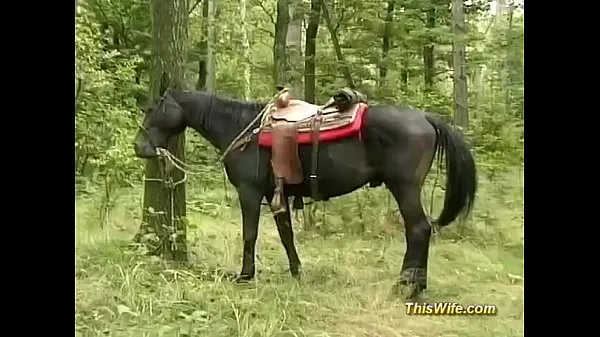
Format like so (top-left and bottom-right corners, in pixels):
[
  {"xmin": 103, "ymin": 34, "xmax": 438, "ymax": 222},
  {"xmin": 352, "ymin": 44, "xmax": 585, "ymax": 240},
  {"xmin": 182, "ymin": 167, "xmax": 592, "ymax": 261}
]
[{"xmin": 133, "ymin": 142, "xmax": 157, "ymax": 158}]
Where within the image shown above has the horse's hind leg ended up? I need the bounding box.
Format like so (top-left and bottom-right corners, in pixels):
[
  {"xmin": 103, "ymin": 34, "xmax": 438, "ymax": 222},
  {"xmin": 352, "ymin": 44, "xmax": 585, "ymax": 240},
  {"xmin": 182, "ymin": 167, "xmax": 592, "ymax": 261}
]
[
  {"xmin": 387, "ymin": 181, "xmax": 432, "ymax": 299},
  {"xmin": 272, "ymin": 197, "xmax": 302, "ymax": 278}
]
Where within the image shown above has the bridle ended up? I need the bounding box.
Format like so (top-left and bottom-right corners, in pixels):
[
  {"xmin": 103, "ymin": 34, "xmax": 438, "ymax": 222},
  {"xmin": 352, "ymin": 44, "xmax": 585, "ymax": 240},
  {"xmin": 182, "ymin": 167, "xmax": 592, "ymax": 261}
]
[
  {"xmin": 135, "ymin": 89, "xmax": 291, "ymax": 206},
  {"xmin": 136, "ymin": 90, "xmax": 172, "ymax": 155}
]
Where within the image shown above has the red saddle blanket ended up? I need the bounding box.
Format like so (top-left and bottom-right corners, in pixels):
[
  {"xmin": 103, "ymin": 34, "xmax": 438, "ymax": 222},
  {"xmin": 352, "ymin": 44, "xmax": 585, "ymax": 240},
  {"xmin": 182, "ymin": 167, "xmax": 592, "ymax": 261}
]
[{"xmin": 258, "ymin": 103, "xmax": 368, "ymax": 147}]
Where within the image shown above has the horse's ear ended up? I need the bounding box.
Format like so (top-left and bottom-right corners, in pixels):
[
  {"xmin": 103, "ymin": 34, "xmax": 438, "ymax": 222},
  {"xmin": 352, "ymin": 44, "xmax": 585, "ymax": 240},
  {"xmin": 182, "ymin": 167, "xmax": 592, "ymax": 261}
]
[{"xmin": 162, "ymin": 90, "xmax": 183, "ymax": 115}]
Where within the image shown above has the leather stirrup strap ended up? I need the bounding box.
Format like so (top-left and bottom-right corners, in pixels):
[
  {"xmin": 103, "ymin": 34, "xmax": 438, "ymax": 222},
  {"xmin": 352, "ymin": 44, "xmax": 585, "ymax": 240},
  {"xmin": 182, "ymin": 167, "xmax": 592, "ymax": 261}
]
[{"xmin": 310, "ymin": 110, "xmax": 323, "ymax": 201}]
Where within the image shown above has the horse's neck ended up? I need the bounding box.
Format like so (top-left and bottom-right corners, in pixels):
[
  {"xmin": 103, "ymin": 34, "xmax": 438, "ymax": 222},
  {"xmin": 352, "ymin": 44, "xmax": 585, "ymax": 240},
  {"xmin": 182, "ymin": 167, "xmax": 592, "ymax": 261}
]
[{"xmin": 183, "ymin": 94, "xmax": 258, "ymax": 152}]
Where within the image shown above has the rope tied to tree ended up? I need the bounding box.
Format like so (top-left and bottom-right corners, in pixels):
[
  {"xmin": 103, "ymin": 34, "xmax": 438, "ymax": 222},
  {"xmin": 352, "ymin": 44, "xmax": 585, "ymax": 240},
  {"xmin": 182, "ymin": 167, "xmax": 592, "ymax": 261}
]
[{"xmin": 142, "ymin": 149, "xmax": 189, "ymax": 255}]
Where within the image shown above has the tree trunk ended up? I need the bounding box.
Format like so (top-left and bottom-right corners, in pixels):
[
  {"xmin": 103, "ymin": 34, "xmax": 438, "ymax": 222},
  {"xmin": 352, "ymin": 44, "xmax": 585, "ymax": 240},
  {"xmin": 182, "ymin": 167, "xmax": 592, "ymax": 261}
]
[
  {"xmin": 196, "ymin": 0, "xmax": 209, "ymax": 90},
  {"xmin": 470, "ymin": 65, "xmax": 483, "ymax": 118},
  {"xmin": 495, "ymin": 0, "xmax": 507, "ymax": 15},
  {"xmin": 302, "ymin": 0, "xmax": 321, "ymax": 231},
  {"xmin": 320, "ymin": 0, "xmax": 354, "ymax": 88},
  {"xmin": 206, "ymin": 0, "xmax": 216, "ymax": 91},
  {"xmin": 379, "ymin": 0, "xmax": 395, "ymax": 84},
  {"xmin": 240, "ymin": 0, "xmax": 251, "ymax": 99},
  {"xmin": 139, "ymin": 0, "xmax": 189, "ymax": 262},
  {"xmin": 304, "ymin": 0, "xmax": 321, "ymax": 103},
  {"xmin": 400, "ymin": 59, "xmax": 409, "ymax": 88},
  {"xmin": 423, "ymin": 7, "xmax": 436, "ymax": 89},
  {"xmin": 286, "ymin": 0, "xmax": 304, "ymax": 98},
  {"xmin": 452, "ymin": 0, "xmax": 468, "ymax": 130},
  {"xmin": 504, "ymin": 3, "xmax": 514, "ymax": 114},
  {"xmin": 273, "ymin": 0, "xmax": 290, "ymax": 88},
  {"xmin": 400, "ymin": 28, "xmax": 410, "ymax": 89}
]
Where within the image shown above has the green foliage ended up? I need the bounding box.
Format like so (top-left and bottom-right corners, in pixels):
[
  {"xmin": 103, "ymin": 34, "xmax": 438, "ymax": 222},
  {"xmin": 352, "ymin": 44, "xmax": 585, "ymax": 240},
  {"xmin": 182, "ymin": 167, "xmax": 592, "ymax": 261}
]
[
  {"xmin": 75, "ymin": 2, "xmax": 524, "ymax": 332},
  {"xmin": 75, "ymin": 0, "xmax": 524, "ymax": 233},
  {"xmin": 75, "ymin": 7, "xmax": 145, "ymax": 203},
  {"xmin": 468, "ymin": 109, "xmax": 523, "ymax": 177},
  {"xmin": 75, "ymin": 171, "xmax": 524, "ymax": 336}
]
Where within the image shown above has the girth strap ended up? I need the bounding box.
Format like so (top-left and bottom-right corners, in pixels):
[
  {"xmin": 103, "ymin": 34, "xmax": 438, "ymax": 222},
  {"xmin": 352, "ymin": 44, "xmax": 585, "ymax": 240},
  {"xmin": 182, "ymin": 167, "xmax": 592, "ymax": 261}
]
[{"xmin": 310, "ymin": 110, "xmax": 323, "ymax": 201}]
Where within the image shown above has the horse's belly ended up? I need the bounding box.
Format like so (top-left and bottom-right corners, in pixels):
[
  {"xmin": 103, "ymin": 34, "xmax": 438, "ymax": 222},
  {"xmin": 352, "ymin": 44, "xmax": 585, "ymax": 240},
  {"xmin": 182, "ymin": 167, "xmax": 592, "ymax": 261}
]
[{"xmin": 290, "ymin": 137, "xmax": 373, "ymax": 198}]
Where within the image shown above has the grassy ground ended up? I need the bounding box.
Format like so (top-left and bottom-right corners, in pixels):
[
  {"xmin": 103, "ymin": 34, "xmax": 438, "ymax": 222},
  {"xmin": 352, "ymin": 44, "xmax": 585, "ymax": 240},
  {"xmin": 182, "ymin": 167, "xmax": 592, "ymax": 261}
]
[{"xmin": 75, "ymin": 169, "xmax": 524, "ymax": 337}]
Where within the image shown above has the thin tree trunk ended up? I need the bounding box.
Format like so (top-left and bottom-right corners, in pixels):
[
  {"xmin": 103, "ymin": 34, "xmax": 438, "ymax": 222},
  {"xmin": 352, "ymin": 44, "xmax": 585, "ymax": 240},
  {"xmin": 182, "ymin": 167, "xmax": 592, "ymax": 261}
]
[
  {"xmin": 196, "ymin": 0, "xmax": 209, "ymax": 89},
  {"xmin": 320, "ymin": 0, "xmax": 354, "ymax": 88},
  {"xmin": 273, "ymin": 0, "xmax": 290, "ymax": 88},
  {"xmin": 504, "ymin": 3, "xmax": 514, "ymax": 114},
  {"xmin": 302, "ymin": 0, "xmax": 321, "ymax": 231},
  {"xmin": 423, "ymin": 7, "xmax": 436, "ymax": 89},
  {"xmin": 240, "ymin": 0, "xmax": 251, "ymax": 99},
  {"xmin": 471, "ymin": 66, "xmax": 483, "ymax": 118},
  {"xmin": 400, "ymin": 27, "xmax": 410, "ymax": 89},
  {"xmin": 286, "ymin": 0, "xmax": 304, "ymax": 97},
  {"xmin": 452, "ymin": 0, "xmax": 468, "ymax": 130},
  {"xmin": 206, "ymin": 0, "xmax": 216, "ymax": 91},
  {"xmin": 400, "ymin": 62, "xmax": 409, "ymax": 88},
  {"xmin": 140, "ymin": 0, "xmax": 189, "ymax": 262},
  {"xmin": 379, "ymin": 0, "xmax": 395, "ymax": 84},
  {"xmin": 304, "ymin": 0, "xmax": 321, "ymax": 103},
  {"xmin": 495, "ymin": 0, "xmax": 507, "ymax": 15}
]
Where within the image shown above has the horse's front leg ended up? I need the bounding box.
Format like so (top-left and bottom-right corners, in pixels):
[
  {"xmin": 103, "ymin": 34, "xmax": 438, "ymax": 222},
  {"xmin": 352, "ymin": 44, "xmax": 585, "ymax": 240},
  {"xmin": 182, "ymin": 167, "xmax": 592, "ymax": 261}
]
[{"xmin": 237, "ymin": 184, "xmax": 263, "ymax": 281}]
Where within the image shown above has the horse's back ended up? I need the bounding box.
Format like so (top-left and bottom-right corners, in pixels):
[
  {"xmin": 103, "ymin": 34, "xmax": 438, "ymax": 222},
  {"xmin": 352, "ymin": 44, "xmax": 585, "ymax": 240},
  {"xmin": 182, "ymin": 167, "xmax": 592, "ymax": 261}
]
[
  {"xmin": 362, "ymin": 105, "xmax": 438, "ymax": 181},
  {"xmin": 368, "ymin": 105, "xmax": 435, "ymax": 134}
]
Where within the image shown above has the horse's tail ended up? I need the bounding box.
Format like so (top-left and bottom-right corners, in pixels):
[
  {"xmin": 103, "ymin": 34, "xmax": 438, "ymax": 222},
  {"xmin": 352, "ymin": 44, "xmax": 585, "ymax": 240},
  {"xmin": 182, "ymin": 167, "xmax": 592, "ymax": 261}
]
[{"xmin": 425, "ymin": 114, "xmax": 478, "ymax": 227}]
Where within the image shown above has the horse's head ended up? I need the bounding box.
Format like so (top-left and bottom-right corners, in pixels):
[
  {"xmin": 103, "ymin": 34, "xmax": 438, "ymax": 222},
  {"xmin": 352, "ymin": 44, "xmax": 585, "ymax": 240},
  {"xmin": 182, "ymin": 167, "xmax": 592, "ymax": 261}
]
[{"xmin": 133, "ymin": 90, "xmax": 186, "ymax": 158}]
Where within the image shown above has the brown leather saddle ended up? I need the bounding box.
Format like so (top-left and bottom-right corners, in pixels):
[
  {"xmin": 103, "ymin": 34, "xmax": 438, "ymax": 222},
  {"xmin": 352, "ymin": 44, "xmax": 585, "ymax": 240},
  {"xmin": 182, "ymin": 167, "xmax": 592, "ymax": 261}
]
[{"xmin": 263, "ymin": 88, "xmax": 366, "ymax": 215}]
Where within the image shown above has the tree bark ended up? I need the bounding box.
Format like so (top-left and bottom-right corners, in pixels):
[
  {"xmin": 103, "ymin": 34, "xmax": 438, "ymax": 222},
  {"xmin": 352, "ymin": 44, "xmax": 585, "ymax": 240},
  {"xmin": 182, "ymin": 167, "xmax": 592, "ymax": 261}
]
[
  {"xmin": 240, "ymin": 0, "xmax": 251, "ymax": 99},
  {"xmin": 504, "ymin": 3, "xmax": 514, "ymax": 114},
  {"xmin": 140, "ymin": 0, "xmax": 189, "ymax": 262},
  {"xmin": 304, "ymin": 0, "xmax": 321, "ymax": 103},
  {"xmin": 423, "ymin": 7, "xmax": 436, "ymax": 89},
  {"xmin": 206, "ymin": 0, "xmax": 216, "ymax": 91},
  {"xmin": 196, "ymin": 0, "xmax": 209, "ymax": 90},
  {"xmin": 286, "ymin": 0, "xmax": 304, "ymax": 98},
  {"xmin": 273, "ymin": 0, "xmax": 290, "ymax": 88},
  {"xmin": 495, "ymin": 0, "xmax": 507, "ymax": 15},
  {"xmin": 302, "ymin": 0, "xmax": 321, "ymax": 230},
  {"xmin": 400, "ymin": 28, "xmax": 410, "ymax": 89},
  {"xmin": 452, "ymin": 0, "xmax": 468, "ymax": 130},
  {"xmin": 379, "ymin": 0, "xmax": 395, "ymax": 84}
]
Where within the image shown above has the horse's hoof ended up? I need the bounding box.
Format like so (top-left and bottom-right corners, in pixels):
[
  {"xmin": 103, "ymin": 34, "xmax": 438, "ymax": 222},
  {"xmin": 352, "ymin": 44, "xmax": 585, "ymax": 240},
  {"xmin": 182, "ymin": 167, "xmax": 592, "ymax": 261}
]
[
  {"xmin": 290, "ymin": 266, "xmax": 302, "ymax": 280},
  {"xmin": 235, "ymin": 273, "xmax": 254, "ymax": 283},
  {"xmin": 392, "ymin": 281, "xmax": 424, "ymax": 302},
  {"xmin": 221, "ymin": 271, "xmax": 239, "ymax": 281}
]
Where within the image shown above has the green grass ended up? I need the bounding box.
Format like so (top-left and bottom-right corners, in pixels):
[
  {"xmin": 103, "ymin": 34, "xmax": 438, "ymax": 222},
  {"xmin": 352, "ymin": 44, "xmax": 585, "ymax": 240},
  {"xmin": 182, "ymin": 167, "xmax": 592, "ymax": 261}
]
[{"xmin": 75, "ymin": 170, "xmax": 524, "ymax": 337}]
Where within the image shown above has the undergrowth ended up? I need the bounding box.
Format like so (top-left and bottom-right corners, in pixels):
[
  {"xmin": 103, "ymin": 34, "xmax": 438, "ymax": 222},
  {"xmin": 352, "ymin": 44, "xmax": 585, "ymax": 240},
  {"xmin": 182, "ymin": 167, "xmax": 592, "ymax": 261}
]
[{"xmin": 75, "ymin": 169, "xmax": 524, "ymax": 337}]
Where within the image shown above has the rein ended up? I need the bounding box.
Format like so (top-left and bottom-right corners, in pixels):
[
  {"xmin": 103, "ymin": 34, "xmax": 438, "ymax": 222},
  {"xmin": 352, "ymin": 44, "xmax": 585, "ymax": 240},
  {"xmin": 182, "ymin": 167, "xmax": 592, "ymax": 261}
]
[
  {"xmin": 218, "ymin": 88, "xmax": 287, "ymax": 162},
  {"xmin": 138, "ymin": 89, "xmax": 287, "ymax": 191}
]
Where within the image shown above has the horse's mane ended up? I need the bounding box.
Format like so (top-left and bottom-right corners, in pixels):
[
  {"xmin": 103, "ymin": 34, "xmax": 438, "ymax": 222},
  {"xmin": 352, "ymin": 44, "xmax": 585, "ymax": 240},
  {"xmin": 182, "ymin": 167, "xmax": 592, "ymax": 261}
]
[
  {"xmin": 174, "ymin": 90, "xmax": 267, "ymax": 128},
  {"xmin": 209, "ymin": 92, "xmax": 267, "ymax": 126}
]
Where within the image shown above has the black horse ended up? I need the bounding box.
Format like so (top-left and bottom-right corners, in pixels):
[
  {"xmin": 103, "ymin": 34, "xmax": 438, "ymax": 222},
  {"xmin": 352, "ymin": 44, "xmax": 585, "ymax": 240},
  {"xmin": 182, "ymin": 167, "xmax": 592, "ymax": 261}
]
[{"xmin": 133, "ymin": 89, "xmax": 477, "ymax": 299}]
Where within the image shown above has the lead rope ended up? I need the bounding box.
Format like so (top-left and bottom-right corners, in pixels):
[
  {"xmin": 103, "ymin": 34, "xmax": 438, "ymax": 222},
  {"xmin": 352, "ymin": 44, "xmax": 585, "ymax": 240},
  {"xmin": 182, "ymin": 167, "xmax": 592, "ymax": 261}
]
[
  {"xmin": 142, "ymin": 152, "xmax": 188, "ymax": 254},
  {"xmin": 218, "ymin": 88, "xmax": 286, "ymax": 163},
  {"xmin": 144, "ymin": 90, "xmax": 286, "ymax": 213}
]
